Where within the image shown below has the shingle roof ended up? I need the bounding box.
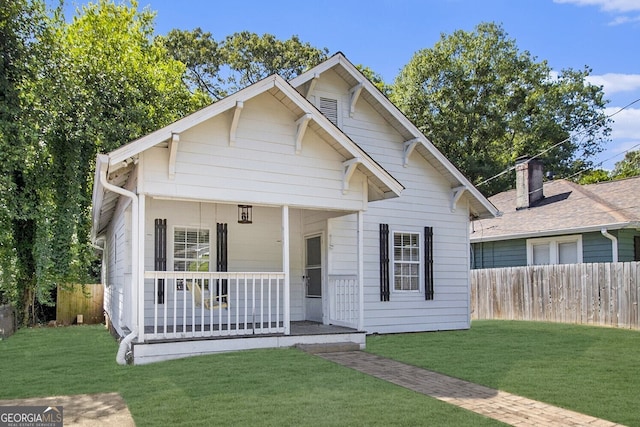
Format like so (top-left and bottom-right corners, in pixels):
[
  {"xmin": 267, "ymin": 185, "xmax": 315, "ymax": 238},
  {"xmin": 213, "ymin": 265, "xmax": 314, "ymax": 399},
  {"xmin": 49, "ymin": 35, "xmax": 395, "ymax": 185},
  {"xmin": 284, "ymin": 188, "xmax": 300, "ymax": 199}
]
[{"xmin": 470, "ymin": 176, "xmax": 640, "ymax": 242}]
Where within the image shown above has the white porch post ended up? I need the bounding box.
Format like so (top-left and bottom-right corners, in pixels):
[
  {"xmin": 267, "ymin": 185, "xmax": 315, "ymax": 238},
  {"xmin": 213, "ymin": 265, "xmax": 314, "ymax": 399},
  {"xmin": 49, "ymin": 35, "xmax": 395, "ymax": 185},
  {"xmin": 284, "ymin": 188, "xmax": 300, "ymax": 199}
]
[
  {"xmin": 357, "ymin": 210, "xmax": 364, "ymax": 331},
  {"xmin": 137, "ymin": 193, "xmax": 146, "ymax": 343},
  {"xmin": 282, "ymin": 205, "xmax": 290, "ymax": 335}
]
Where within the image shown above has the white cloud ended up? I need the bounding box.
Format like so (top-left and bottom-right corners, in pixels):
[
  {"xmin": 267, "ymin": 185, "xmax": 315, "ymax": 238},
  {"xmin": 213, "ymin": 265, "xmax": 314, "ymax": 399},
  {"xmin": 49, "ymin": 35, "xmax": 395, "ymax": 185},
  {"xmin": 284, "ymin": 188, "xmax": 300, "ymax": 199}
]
[
  {"xmin": 605, "ymin": 106, "xmax": 640, "ymax": 139},
  {"xmin": 586, "ymin": 73, "xmax": 640, "ymax": 94},
  {"xmin": 554, "ymin": 0, "xmax": 640, "ymax": 12},
  {"xmin": 607, "ymin": 13, "xmax": 640, "ymax": 24}
]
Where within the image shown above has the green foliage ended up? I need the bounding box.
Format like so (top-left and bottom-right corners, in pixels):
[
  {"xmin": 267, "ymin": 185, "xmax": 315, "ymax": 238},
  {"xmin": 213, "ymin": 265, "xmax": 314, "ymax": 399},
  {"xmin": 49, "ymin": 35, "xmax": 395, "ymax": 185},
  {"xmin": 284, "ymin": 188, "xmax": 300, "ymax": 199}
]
[
  {"xmin": 156, "ymin": 28, "xmax": 224, "ymax": 100},
  {"xmin": 0, "ymin": 0, "xmax": 201, "ymax": 324},
  {"xmin": 392, "ymin": 22, "xmax": 611, "ymax": 196},
  {"xmin": 0, "ymin": 0, "xmax": 49, "ymax": 318},
  {"xmin": 574, "ymin": 149, "xmax": 640, "ymax": 184},
  {"xmin": 356, "ymin": 65, "xmax": 392, "ymax": 97},
  {"xmin": 577, "ymin": 168, "xmax": 611, "ymax": 184},
  {"xmin": 159, "ymin": 30, "xmax": 329, "ymax": 101},
  {"xmin": 222, "ymin": 31, "xmax": 328, "ymax": 89},
  {"xmin": 612, "ymin": 149, "xmax": 640, "ymax": 179}
]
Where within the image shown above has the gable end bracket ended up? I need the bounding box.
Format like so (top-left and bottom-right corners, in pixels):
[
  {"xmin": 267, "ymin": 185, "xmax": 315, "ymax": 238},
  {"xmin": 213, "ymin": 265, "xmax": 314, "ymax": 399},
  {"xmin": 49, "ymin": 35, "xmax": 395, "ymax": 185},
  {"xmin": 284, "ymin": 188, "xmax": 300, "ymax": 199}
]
[
  {"xmin": 295, "ymin": 113, "xmax": 313, "ymax": 154},
  {"xmin": 168, "ymin": 133, "xmax": 180, "ymax": 180},
  {"xmin": 349, "ymin": 82, "xmax": 364, "ymax": 117},
  {"xmin": 450, "ymin": 185, "xmax": 467, "ymax": 212},
  {"xmin": 305, "ymin": 73, "xmax": 320, "ymax": 98},
  {"xmin": 403, "ymin": 138, "xmax": 420, "ymax": 167},
  {"xmin": 343, "ymin": 158, "xmax": 362, "ymax": 194},
  {"xmin": 229, "ymin": 100, "xmax": 244, "ymax": 146}
]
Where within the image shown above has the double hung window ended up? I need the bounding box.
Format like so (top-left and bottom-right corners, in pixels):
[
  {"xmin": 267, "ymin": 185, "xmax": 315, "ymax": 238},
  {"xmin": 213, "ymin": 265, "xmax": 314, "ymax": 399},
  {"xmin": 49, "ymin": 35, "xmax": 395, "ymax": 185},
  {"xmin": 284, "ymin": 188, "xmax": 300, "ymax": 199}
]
[
  {"xmin": 393, "ymin": 232, "xmax": 421, "ymax": 291},
  {"xmin": 174, "ymin": 227, "xmax": 210, "ymax": 289},
  {"xmin": 527, "ymin": 235, "xmax": 582, "ymax": 265}
]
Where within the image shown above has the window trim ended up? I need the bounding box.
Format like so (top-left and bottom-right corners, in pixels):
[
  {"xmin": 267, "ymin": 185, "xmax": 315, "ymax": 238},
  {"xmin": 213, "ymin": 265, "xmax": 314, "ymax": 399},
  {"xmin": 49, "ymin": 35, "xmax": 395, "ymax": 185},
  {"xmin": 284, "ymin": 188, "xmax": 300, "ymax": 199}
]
[
  {"xmin": 526, "ymin": 235, "xmax": 583, "ymax": 265},
  {"xmin": 167, "ymin": 225, "xmax": 214, "ymax": 272},
  {"xmin": 391, "ymin": 229, "xmax": 423, "ymax": 293}
]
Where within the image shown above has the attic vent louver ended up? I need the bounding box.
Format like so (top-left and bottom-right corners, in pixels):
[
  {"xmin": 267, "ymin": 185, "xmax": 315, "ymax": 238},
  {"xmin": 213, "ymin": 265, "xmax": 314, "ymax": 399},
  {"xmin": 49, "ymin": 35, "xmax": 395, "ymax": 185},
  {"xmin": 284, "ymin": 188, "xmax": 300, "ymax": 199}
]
[{"xmin": 319, "ymin": 97, "xmax": 338, "ymax": 126}]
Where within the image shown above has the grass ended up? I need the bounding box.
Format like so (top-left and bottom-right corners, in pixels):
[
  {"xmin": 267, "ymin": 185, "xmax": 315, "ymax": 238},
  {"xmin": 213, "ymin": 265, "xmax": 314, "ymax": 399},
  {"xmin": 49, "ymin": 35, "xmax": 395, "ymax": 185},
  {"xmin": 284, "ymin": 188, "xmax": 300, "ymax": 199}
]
[
  {"xmin": 367, "ymin": 320, "xmax": 640, "ymax": 426},
  {"xmin": 0, "ymin": 325, "xmax": 503, "ymax": 426}
]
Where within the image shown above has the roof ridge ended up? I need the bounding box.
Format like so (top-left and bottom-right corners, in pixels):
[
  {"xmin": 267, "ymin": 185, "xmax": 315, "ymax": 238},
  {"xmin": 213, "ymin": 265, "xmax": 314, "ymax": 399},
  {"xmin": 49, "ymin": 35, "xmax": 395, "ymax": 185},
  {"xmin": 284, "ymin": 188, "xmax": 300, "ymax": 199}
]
[{"xmin": 563, "ymin": 180, "xmax": 631, "ymax": 223}]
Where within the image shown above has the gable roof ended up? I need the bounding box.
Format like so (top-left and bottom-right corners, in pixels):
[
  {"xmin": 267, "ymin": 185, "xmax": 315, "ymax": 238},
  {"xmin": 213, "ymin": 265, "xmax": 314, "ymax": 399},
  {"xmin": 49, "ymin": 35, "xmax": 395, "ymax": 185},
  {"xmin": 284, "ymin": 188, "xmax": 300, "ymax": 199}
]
[
  {"xmin": 103, "ymin": 73, "xmax": 402, "ymax": 199},
  {"xmin": 290, "ymin": 52, "xmax": 498, "ymax": 220},
  {"xmin": 470, "ymin": 176, "xmax": 640, "ymax": 242},
  {"xmin": 92, "ymin": 72, "xmax": 408, "ymax": 238}
]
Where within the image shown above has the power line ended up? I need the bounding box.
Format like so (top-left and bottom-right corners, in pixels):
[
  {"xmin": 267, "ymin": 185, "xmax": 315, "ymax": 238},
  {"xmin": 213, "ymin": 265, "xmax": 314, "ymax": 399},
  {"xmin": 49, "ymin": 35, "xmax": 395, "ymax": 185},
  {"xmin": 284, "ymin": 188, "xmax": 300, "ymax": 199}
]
[{"xmin": 476, "ymin": 97, "xmax": 640, "ymax": 188}]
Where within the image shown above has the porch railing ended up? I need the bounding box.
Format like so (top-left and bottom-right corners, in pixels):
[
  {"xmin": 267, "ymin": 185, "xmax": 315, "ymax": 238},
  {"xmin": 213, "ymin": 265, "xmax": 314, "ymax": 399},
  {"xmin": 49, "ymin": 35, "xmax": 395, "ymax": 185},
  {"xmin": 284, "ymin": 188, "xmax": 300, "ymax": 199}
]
[
  {"xmin": 143, "ymin": 271, "xmax": 286, "ymax": 340},
  {"xmin": 328, "ymin": 274, "xmax": 359, "ymax": 329}
]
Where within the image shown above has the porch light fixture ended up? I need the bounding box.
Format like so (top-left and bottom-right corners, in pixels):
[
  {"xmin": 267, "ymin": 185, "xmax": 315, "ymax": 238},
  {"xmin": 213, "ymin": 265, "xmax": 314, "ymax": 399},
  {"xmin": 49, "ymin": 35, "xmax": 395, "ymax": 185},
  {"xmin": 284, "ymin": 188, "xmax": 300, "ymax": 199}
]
[{"xmin": 238, "ymin": 205, "xmax": 252, "ymax": 224}]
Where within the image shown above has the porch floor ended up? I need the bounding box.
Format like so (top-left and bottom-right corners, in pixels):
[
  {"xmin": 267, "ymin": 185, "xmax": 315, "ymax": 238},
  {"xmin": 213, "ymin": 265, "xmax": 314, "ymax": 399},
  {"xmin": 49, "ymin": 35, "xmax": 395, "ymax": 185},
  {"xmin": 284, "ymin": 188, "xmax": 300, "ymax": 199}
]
[
  {"xmin": 133, "ymin": 321, "xmax": 365, "ymax": 364},
  {"xmin": 143, "ymin": 321, "xmax": 359, "ymax": 343}
]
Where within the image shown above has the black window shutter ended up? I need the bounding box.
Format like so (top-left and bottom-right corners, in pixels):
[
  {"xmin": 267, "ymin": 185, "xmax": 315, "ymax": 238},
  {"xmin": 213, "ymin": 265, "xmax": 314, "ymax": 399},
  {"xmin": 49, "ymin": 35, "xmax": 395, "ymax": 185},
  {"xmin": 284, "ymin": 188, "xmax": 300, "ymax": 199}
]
[
  {"xmin": 217, "ymin": 223, "xmax": 228, "ymax": 302},
  {"xmin": 424, "ymin": 226, "xmax": 434, "ymax": 300},
  {"xmin": 379, "ymin": 223, "xmax": 390, "ymax": 301},
  {"xmin": 634, "ymin": 236, "xmax": 640, "ymax": 262},
  {"xmin": 154, "ymin": 219, "xmax": 167, "ymax": 304}
]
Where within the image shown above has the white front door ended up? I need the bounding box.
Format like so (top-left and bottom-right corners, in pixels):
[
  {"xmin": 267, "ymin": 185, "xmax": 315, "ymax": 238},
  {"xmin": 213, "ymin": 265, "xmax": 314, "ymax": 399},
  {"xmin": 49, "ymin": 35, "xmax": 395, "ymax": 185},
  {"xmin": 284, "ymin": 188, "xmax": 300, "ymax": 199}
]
[{"xmin": 304, "ymin": 235, "xmax": 323, "ymax": 322}]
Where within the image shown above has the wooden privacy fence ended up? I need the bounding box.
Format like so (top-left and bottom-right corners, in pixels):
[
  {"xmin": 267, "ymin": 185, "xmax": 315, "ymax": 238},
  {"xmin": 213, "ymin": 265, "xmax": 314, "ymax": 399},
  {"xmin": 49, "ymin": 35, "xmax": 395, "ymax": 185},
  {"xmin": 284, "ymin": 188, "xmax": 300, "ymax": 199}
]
[
  {"xmin": 56, "ymin": 284, "xmax": 104, "ymax": 325},
  {"xmin": 471, "ymin": 262, "xmax": 640, "ymax": 329}
]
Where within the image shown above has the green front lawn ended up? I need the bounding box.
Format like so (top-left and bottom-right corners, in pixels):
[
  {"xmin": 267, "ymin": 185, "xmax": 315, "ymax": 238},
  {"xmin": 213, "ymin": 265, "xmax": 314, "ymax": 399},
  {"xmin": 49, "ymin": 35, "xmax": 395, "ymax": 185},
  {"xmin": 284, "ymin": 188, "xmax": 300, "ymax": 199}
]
[
  {"xmin": 0, "ymin": 325, "xmax": 502, "ymax": 426},
  {"xmin": 367, "ymin": 320, "xmax": 640, "ymax": 427},
  {"xmin": 2, "ymin": 321, "xmax": 637, "ymax": 426}
]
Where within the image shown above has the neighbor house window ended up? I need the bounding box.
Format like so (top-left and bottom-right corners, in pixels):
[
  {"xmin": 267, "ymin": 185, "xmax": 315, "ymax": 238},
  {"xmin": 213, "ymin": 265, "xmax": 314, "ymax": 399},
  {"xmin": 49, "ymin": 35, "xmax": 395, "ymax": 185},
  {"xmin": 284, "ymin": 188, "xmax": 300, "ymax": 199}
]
[
  {"xmin": 392, "ymin": 231, "xmax": 421, "ymax": 291},
  {"xmin": 526, "ymin": 235, "xmax": 582, "ymax": 265}
]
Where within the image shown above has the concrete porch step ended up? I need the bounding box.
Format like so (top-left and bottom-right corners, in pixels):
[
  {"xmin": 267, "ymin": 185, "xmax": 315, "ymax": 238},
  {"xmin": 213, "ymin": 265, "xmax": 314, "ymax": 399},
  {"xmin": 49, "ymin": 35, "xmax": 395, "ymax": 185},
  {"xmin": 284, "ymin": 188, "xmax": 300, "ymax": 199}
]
[{"xmin": 296, "ymin": 341, "xmax": 361, "ymax": 354}]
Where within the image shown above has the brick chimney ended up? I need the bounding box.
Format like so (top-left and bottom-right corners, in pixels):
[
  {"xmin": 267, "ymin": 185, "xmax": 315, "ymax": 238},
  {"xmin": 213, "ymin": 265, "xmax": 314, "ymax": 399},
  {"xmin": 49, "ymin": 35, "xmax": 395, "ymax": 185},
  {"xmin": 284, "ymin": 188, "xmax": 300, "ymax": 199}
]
[{"xmin": 515, "ymin": 157, "xmax": 544, "ymax": 209}]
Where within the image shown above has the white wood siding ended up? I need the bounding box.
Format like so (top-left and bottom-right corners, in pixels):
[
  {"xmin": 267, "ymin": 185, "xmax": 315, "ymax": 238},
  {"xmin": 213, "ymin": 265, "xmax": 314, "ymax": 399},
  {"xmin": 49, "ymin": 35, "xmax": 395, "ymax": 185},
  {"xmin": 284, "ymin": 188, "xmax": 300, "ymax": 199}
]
[
  {"xmin": 310, "ymin": 69, "xmax": 473, "ymax": 333},
  {"xmin": 143, "ymin": 92, "xmax": 367, "ymax": 211},
  {"xmin": 103, "ymin": 196, "xmax": 132, "ymax": 337}
]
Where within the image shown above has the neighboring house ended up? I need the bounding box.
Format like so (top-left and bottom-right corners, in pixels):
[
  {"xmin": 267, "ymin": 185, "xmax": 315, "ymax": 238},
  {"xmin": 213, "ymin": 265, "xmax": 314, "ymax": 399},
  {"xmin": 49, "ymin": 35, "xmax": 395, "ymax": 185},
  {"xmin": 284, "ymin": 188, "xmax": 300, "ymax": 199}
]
[
  {"xmin": 91, "ymin": 53, "xmax": 497, "ymax": 364},
  {"xmin": 471, "ymin": 158, "xmax": 640, "ymax": 269}
]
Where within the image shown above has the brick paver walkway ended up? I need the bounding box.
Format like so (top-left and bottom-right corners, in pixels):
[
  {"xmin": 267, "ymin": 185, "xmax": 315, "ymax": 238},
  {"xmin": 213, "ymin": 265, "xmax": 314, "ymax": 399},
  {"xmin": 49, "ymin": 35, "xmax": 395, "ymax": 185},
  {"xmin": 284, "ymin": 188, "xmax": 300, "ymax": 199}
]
[{"xmin": 317, "ymin": 351, "xmax": 624, "ymax": 427}]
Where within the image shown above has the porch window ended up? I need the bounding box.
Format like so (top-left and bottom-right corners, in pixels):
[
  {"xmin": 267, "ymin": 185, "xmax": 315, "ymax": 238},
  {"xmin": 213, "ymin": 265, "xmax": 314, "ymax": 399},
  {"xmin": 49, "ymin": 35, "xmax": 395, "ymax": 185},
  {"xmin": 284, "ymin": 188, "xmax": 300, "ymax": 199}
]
[
  {"xmin": 526, "ymin": 235, "xmax": 582, "ymax": 265},
  {"xmin": 392, "ymin": 231, "xmax": 421, "ymax": 291},
  {"xmin": 174, "ymin": 227, "xmax": 210, "ymax": 289}
]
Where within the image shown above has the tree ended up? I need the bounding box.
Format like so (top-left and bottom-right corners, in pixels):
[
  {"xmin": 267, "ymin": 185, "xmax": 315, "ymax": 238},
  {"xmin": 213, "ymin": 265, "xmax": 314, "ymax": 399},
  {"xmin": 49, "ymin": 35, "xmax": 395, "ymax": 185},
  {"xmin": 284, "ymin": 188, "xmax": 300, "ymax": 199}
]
[
  {"xmin": 0, "ymin": 0, "xmax": 49, "ymax": 321},
  {"xmin": 392, "ymin": 22, "xmax": 611, "ymax": 195},
  {"xmin": 158, "ymin": 30, "xmax": 329, "ymax": 101},
  {"xmin": 0, "ymin": 0, "xmax": 201, "ymax": 325},
  {"xmin": 577, "ymin": 169, "xmax": 610, "ymax": 184},
  {"xmin": 156, "ymin": 28, "xmax": 225, "ymax": 100},
  {"xmin": 357, "ymin": 65, "xmax": 392, "ymax": 97},
  {"xmin": 612, "ymin": 150, "xmax": 640, "ymax": 179}
]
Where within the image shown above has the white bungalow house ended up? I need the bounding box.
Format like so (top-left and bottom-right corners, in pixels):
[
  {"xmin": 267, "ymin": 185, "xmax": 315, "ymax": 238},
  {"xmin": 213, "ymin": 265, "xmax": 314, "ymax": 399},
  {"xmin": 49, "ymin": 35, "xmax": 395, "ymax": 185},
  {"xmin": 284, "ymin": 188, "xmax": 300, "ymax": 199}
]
[{"xmin": 91, "ymin": 53, "xmax": 497, "ymax": 364}]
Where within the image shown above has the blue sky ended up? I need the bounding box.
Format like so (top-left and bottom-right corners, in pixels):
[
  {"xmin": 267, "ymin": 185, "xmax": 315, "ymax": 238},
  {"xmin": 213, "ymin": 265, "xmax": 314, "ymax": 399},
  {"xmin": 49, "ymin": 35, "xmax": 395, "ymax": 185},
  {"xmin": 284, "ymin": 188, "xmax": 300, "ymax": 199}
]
[{"xmin": 64, "ymin": 0, "xmax": 640, "ymax": 170}]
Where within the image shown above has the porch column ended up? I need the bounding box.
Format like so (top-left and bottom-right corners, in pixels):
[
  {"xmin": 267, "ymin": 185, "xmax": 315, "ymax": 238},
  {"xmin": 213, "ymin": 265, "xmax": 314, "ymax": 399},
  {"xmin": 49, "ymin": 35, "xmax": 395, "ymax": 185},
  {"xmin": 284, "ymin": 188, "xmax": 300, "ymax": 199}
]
[
  {"xmin": 282, "ymin": 205, "xmax": 290, "ymax": 335},
  {"xmin": 137, "ymin": 193, "xmax": 146, "ymax": 343},
  {"xmin": 357, "ymin": 210, "xmax": 364, "ymax": 331}
]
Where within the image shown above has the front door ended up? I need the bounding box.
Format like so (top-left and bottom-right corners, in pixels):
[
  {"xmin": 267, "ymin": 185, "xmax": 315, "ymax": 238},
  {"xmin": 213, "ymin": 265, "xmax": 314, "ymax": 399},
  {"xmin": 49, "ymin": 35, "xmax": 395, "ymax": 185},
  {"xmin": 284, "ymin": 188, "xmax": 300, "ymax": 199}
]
[{"xmin": 305, "ymin": 235, "xmax": 323, "ymax": 322}]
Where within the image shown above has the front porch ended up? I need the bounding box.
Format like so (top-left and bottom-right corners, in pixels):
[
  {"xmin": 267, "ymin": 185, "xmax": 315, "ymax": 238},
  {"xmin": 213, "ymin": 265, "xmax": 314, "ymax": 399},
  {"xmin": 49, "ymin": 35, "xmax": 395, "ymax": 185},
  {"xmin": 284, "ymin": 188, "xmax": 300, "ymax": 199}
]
[
  {"xmin": 130, "ymin": 271, "xmax": 363, "ymax": 364},
  {"xmin": 133, "ymin": 320, "xmax": 365, "ymax": 365}
]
